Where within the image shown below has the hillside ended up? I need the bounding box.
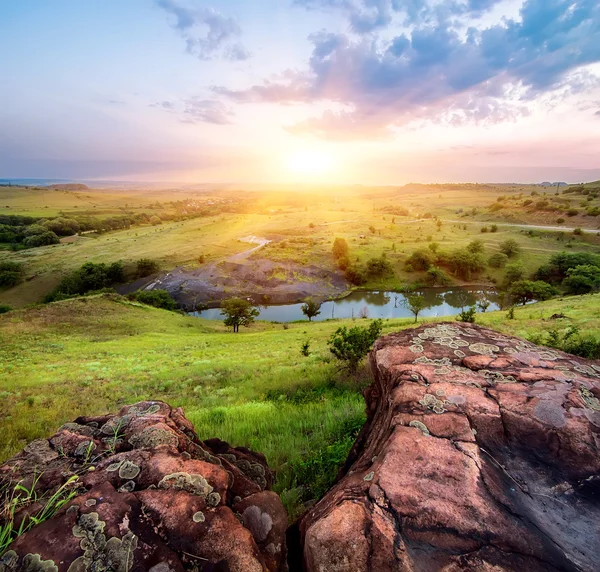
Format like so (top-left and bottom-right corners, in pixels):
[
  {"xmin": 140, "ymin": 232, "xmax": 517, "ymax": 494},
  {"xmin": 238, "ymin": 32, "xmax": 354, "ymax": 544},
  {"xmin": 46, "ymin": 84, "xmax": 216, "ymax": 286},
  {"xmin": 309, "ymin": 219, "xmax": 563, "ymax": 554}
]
[{"xmin": 1, "ymin": 293, "xmax": 599, "ymax": 516}]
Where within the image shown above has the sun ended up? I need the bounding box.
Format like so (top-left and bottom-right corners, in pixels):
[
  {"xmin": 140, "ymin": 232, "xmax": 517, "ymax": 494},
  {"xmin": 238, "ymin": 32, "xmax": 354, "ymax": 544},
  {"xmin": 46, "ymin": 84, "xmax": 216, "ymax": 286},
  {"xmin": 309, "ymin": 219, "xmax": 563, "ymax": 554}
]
[{"xmin": 286, "ymin": 150, "xmax": 333, "ymax": 177}]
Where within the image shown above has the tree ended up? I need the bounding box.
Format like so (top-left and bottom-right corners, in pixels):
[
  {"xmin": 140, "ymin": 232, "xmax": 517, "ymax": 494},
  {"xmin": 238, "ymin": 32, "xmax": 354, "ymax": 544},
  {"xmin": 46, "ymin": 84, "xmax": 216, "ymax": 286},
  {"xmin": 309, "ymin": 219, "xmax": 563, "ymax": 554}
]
[
  {"xmin": 365, "ymin": 255, "xmax": 394, "ymax": 277},
  {"xmin": 405, "ymin": 249, "xmax": 435, "ymax": 271},
  {"xmin": 500, "ymin": 238, "xmax": 521, "ymax": 257},
  {"xmin": 503, "ymin": 261, "xmax": 525, "ymax": 286},
  {"xmin": 488, "ymin": 252, "xmax": 509, "ymax": 268},
  {"xmin": 443, "ymin": 248, "xmax": 485, "ymax": 280},
  {"xmin": 0, "ymin": 262, "xmax": 24, "ymax": 288},
  {"xmin": 368, "ymin": 225, "xmax": 376, "ymax": 234},
  {"xmin": 23, "ymin": 231, "xmax": 60, "ymax": 248},
  {"xmin": 301, "ymin": 298, "xmax": 322, "ymax": 321},
  {"xmin": 509, "ymin": 280, "xmax": 555, "ymax": 305},
  {"xmin": 328, "ymin": 319, "xmax": 383, "ymax": 372},
  {"xmin": 404, "ymin": 293, "xmax": 428, "ymax": 323},
  {"xmin": 467, "ymin": 239, "xmax": 485, "ymax": 254},
  {"xmin": 221, "ymin": 298, "xmax": 259, "ymax": 332},
  {"xmin": 136, "ymin": 258, "xmax": 159, "ymax": 278},
  {"xmin": 332, "ymin": 238, "xmax": 349, "ymax": 260},
  {"xmin": 477, "ymin": 296, "xmax": 491, "ymax": 313},
  {"xmin": 562, "ymin": 265, "xmax": 600, "ymax": 294}
]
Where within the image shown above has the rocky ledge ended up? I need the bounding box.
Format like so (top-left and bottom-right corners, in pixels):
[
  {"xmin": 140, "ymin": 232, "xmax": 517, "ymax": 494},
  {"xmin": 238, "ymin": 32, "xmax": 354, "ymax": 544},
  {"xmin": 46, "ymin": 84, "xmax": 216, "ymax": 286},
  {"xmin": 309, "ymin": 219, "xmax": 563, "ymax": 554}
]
[
  {"xmin": 298, "ymin": 323, "xmax": 600, "ymax": 572},
  {"xmin": 0, "ymin": 401, "xmax": 287, "ymax": 571}
]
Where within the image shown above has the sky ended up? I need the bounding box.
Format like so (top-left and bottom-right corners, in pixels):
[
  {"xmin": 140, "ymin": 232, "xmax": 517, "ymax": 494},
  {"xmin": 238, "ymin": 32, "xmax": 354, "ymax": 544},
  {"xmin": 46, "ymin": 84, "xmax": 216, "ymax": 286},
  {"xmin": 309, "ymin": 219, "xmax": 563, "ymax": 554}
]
[{"xmin": 1, "ymin": 0, "xmax": 600, "ymax": 185}]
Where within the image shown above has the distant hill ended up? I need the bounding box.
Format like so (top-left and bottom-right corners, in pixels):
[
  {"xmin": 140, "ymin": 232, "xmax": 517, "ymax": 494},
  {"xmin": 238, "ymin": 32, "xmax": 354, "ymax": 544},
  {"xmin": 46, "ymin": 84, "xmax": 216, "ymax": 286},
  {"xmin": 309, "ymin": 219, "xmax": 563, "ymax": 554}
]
[
  {"xmin": 47, "ymin": 183, "xmax": 89, "ymax": 190},
  {"xmin": 539, "ymin": 181, "xmax": 568, "ymax": 187}
]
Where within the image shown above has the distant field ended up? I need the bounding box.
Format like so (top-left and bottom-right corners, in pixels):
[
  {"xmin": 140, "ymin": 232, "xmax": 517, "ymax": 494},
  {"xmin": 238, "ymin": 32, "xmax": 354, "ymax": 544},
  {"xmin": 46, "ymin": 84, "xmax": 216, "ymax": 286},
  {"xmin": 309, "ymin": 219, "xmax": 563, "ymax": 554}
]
[
  {"xmin": 1, "ymin": 293, "xmax": 598, "ymax": 518},
  {"xmin": 1, "ymin": 183, "xmax": 600, "ymax": 307}
]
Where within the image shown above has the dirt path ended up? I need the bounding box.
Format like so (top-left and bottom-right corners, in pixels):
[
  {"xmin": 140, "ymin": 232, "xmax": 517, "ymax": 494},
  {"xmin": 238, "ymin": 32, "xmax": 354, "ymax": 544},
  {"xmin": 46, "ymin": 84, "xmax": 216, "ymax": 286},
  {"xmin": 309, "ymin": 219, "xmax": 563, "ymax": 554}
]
[{"xmin": 443, "ymin": 219, "xmax": 599, "ymax": 234}]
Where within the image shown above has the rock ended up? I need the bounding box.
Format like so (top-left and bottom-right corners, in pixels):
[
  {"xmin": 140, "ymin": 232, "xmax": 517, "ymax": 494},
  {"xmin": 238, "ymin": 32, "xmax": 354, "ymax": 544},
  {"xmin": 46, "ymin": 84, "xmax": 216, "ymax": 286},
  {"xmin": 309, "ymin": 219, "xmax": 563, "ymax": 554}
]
[
  {"xmin": 0, "ymin": 401, "xmax": 287, "ymax": 571},
  {"xmin": 298, "ymin": 323, "xmax": 600, "ymax": 572}
]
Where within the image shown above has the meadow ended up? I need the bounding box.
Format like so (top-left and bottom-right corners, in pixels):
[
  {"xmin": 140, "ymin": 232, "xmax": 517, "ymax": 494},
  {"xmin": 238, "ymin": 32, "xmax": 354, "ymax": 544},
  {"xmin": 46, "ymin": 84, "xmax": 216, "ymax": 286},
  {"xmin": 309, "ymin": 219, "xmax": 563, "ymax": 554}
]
[
  {"xmin": 1, "ymin": 292, "xmax": 598, "ymax": 518},
  {"xmin": 1, "ymin": 182, "xmax": 600, "ymax": 308}
]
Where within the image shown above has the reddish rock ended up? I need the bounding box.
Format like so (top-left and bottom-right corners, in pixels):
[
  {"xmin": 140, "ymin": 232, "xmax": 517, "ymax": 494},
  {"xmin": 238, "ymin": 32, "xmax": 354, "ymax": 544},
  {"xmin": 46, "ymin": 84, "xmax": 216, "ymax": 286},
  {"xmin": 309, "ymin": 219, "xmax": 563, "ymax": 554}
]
[
  {"xmin": 299, "ymin": 323, "xmax": 600, "ymax": 572},
  {"xmin": 0, "ymin": 401, "xmax": 286, "ymax": 571}
]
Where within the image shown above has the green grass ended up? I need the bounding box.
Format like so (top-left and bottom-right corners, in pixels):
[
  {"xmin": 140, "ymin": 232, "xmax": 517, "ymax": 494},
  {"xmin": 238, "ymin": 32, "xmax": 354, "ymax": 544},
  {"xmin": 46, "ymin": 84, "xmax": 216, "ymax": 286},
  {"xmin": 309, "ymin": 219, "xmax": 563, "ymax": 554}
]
[{"xmin": 1, "ymin": 292, "xmax": 599, "ymax": 518}]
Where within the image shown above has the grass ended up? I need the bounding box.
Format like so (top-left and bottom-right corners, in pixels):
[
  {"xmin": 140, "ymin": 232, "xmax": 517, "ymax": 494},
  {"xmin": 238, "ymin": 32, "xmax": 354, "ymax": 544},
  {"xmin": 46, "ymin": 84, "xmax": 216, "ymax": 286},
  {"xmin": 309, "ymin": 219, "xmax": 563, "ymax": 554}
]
[
  {"xmin": 1, "ymin": 292, "xmax": 599, "ymax": 518},
  {"xmin": 2, "ymin": 183, "xmax": 600, "ymax": 308}
]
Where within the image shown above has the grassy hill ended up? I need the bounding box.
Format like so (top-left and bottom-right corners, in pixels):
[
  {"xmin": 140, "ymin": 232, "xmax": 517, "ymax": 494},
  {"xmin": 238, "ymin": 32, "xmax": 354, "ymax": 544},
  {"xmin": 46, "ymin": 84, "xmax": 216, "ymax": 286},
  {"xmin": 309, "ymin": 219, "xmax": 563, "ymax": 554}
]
[{"xmin": 1, "ymin": 293, "xmax": 599, "ymax": 517}]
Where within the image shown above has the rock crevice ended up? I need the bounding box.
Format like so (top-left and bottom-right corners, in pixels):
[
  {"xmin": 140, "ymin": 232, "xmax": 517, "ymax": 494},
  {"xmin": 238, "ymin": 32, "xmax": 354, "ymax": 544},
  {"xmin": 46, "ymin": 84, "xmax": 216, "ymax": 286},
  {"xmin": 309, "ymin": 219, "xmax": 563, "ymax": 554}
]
[{"xmin": 299, "ymin": 323, "xmax": 600, "ymax": 572}]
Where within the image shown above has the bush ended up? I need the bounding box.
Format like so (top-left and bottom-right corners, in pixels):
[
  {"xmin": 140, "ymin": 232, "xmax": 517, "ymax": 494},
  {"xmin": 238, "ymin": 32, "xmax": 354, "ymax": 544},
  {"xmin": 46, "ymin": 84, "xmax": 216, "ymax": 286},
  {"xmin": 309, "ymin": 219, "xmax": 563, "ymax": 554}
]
[
  {"xmin": 488, "ymin": 252, "xmax": 509, "ymax": 268},
  {"xmin": 405, "ymin": 249, "xmax": 435, "ymax": 271},
  {"xmin": 344, "ymin": 265, "xmax": 367, "ymax": 286},
  {"xmin": 573, "ymin": 228, "xmax": 583, "ymax": 236},
  {"xmin": 535, "ymin": 326, "xmax": 600, "ymax": 360},
  {"xmin": 562, "ymin": 265, "xmax": 600, "ymax": 294},
  {"xmin": 467, "ymin": 240, "xmax": 485, "ymax": 254},
  {"xmin": 426, "ymin": 266, "xmax": 451, "ymax": 286},
  {"xmin": 328, "ymin": 319, "xmax": 383, "ymax": 372},
  {"xmin": 332, "ymin": 238, "xmax": 349, "ymax": 260},
  {"xmin": 365, "ymin": 255, "xmax": 394, "ymax": 278},
  {"xmin": 457, "ymin": 306, "xmax": 476, "ymax": 323},
  {"xmin": 556, "ymin": 218, "xmax": 565, "ymax": 224},
  {"xmin": 300, "ymin": 340, "xmax": 310, "ymax": 357},
  {"xmin": 442, "ymin": 248, "xmax": 485, "ymax": 280},
  {"xmin": 535, "ymin": 252, "xmax": 600, "ymax": 284},
  {"xmin": 45, "ymin": 261, "xmax": 125, "ymax": 302},
  {"xmin": 23, "ymin": 231, "xmax": 60, "ymax": 248},
  {"xmin": 490, "ymin": 224, "xmax": 498, "ymax": 233},
  {"xmin": 567, "ymin": 209, "xmax": 578, "ymax": 217},
  {"xmin": 0, "ymin": 304, "xmax": 12, "ymax": 314},
  {"xmin": 499, "ymin": 239, "xmax": 521, "ymax": 257},
  {"xmin": 0, "ymin": 261, "xmax": 25, "ymax": 288},
  {"xmin": 130, "ymin": 289, "xmax": 178, "ymax": 311},
  {"xmin": 136, "ymin": 258, "xmax": 159, "ymax": 278}
]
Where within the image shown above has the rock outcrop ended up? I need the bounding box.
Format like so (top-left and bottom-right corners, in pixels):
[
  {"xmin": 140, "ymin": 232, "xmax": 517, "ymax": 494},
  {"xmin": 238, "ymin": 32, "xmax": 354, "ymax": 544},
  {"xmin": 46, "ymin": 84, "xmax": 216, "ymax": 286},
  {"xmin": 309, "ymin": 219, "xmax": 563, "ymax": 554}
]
[
  {"xmin": 299, "ymin": 323, "xmax": 600, "ymax": 572},
  {"xmin": 0, "ymin": 401, "xmax": 287, "ymax": 571}
]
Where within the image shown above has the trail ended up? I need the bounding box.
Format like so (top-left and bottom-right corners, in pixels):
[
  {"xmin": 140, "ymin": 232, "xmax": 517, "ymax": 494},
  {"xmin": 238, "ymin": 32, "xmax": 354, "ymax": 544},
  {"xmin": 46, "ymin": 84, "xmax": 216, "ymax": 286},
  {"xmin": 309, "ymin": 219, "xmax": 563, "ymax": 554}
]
[{"xmin": 442, "ymin": 219, "xmax": 599, "ymax": 234}]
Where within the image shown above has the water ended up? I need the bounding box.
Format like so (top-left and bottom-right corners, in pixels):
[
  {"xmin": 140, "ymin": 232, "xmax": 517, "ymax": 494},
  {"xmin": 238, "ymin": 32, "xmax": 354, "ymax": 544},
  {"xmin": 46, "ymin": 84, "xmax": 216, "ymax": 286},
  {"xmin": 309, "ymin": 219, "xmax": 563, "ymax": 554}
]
[{"xmin": 193, "ymin": 288, "xmax": 500, "ymax": 322}]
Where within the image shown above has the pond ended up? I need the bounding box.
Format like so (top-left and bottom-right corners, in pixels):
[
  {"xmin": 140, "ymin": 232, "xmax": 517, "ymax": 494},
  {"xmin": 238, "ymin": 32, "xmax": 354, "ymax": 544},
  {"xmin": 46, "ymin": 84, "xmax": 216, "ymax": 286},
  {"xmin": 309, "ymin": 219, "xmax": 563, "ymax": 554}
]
[{"xmin": 192, "ymin": 288, "xmax": 500, "ymax": 323}]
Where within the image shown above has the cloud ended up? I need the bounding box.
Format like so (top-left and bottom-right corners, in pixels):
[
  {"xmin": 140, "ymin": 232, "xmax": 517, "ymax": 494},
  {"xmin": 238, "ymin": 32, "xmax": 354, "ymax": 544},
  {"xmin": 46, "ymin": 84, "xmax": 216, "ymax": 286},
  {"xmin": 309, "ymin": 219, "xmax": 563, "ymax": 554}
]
[
  {"xmin": 182, "ymin": 99, "xmax": 234, "ymax": 124},
  {"xmin": 156, "ymin": 0, "xmax": 250, "ymax": 61},
  {"xmin": 221, "ymin": 0, "xmax": 600, "ymax": 139},
  {"xmin": 596, "ymin": 110, "xmax": 600, "ymax": 116}
]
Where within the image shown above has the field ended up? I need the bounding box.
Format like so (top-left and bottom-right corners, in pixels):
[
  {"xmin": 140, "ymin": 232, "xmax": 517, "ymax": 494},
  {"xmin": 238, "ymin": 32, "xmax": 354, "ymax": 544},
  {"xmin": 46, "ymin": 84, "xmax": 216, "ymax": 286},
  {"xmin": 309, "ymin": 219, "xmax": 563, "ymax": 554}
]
[
  {"xmin": 2, "ymin": 182, "xmax": 600, "ymax": 308},
  {"xmin": 1, "ymin": 292, "xmax": 599, "ymax": 518}
]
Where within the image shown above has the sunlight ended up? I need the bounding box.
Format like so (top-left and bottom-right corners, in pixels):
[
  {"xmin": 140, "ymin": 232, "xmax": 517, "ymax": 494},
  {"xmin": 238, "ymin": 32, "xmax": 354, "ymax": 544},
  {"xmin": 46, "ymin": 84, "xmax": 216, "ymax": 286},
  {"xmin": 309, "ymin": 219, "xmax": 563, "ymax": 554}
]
[{"xmin": 286, "ymin": 150, "xmax": 334, "ymax": 177}]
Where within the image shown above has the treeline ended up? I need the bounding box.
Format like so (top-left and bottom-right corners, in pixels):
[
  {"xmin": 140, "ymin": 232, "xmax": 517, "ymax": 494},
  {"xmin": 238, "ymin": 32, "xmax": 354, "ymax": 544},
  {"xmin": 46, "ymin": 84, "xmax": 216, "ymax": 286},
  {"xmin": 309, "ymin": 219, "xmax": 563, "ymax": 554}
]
[{"xmin": 332, "ymin": 238, "xmax": 394, "ymax": 286}]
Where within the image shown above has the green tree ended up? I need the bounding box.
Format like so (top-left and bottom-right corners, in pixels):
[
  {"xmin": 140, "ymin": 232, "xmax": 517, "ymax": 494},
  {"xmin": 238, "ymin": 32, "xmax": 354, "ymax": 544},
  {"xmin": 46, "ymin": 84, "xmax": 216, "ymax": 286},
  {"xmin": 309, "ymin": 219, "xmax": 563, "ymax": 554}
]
[
  {"xmin": 562, "ymin": 265, "xmax": 600, "ymax": 294},
  {"xmin": 504, "ymin": 261, "xmax": 525, "ymax": 286},
  {"xmin": 328, "ymin": 319, "xmax": 383, "ymax": 372},
  {"xmin": 467, "ymin": 239, "xmax": 485, "ymax": 254},
  {"xmin": 221, "ymin": 298, "xmax": 260, "ymax": 332},
  {"xmin": 404, "ymin": 293, "xmax": 428, "ymax": 323},
  {"xmin": 301, "ymin": 298, "xmax": 322, "ymax": 321},
  {"xmin": 332, "ymin": 238, "xmax": 349, "ymax": 260},
  {"xmin": 500, "ymin": 238, "xmax": 521, "ymax": 257},
  {"xmin": 488, "ymin": 252, "xmax": 509, "ymax": 268},
  {"xmin": 0, "ymin": 262, "xmax": 25, "ymax": 288},
  {"xmin": 509, "ymin": 280, "xmax": 555, "ymax": 305},
  {"xmin": 136, "ymin": 258, "xmax": 159, "ymax": 278},
  {"xmin": 0, "ymin": 304, "xmax": 12, "ymax": 314}
]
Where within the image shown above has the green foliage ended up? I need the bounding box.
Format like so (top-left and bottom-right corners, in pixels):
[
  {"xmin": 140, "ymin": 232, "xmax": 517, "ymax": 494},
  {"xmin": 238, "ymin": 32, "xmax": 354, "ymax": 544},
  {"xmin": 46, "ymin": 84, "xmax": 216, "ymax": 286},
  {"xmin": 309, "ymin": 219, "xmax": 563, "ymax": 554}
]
[
  {"xmin": 0, "ymin": 304, "xmax": 12, "ymax": 314},
  {"xmin": 404, "ymin": 293, "xmax": 428, "ymax": 323},
  {"xmin": 23, "ymin": 230, "xmax": 60, "ymax": 248},
  {"xmin": 332, "ymin": 237, "xmax": 349, "ymax": 261},
  {"xmin": 457, "ymin": 306, "xmax": 476, "ymax": 323},
  {"xmin": 301, "ymin": 298, "xmax": 322, "ymax": 321},
  {"xmin": 442, "ymin": 248, "xmax": 485, "ymax": 280},
  {"xmin": 488, "ymin": 252, "xmax": 509, "ymax": 268},
  {"xmin": 509, "ymin": 280, "xmax": 556, "ymax": 305},
  {"xmin": 467, "ymin": 239, "xmax": 485, "ymax": 254},
  {"xmin": 0, "ymin": 262, "xmax": 25, "ymax": 289},
  {"xmin": 531, "ymin": 326, "xmax": 600, "ymax": 360},
  {"xmin": 136, "ymin": 258, "xmax": 159, "ymax": 278},
  {"xmin": 0, "ymin": 475, "xmax": 80, "ymax": 555},
  {"xmin": 504, "ymin": 261, "xmax": 525, "ymax": 285},
  {"xmin": 506, "ymin": 306, "xmax": 515, "ymax": 320},
  {"xmin": 129, "ymin": 289, "xmax": 178, "ymax": 311},
  {"xmin": 499, "ymin": 238, "xmax": 521, "ymax": 257},
  {"xmin": 490, "ymin": 224, "xmax": 498, "ymax": 233},
  {"xmin": 41, "ymin": 217, "xmax": 80, "ymax": 236},
  {"xmin": 365, "ymin": 255, "xmax": 394, "ymax": 278},
  {"xmin": 221, "ymin": 298, "xmax": 260, "ymax": 332},
  {"xmin": 328, "ymin": 319, "xmax": 383, "ymax": 372},
  {"xmin": 44, "ymin": 261, "xmax": 125, "ymax": 302},
  {"xmin": 344, "ymin": 265, "xmax": 367, "ymax": 285},
  {"xmin": 405, "ymin": 249, "xmax": 435, "ymax": 271},
  {"xmin": 150, "ymin": 215, "xmax": 162, "ymax": 225},
  {"xmin": 535, "ymin": 252, "xmax": 600, "ymax": 284},
  {"xmin": 426, "ymin": 266, "xmax": 451, "ymax": 286},
  {"xmin": 562, "ymin": 265, "xmax": 600, "ymax": 294},
  {"xmin": 300, "ymin": 340, "xmax": 311, "ymax": 356}
]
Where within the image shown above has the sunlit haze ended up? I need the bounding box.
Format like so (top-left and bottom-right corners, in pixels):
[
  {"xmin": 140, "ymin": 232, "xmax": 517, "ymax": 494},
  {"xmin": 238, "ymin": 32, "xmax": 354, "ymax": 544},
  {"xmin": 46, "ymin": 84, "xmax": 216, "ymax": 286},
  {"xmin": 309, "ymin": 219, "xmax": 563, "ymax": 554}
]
[{"xmin": 2, "ymin": 0, "xmax": 600, "ymax": 184}]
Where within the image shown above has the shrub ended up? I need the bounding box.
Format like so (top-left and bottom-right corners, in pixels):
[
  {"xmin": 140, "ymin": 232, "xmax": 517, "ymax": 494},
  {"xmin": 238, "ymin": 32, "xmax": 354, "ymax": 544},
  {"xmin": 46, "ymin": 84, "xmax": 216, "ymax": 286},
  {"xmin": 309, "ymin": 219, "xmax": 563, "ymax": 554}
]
[
  {"xmin": 23, "ymin": 231, "xmax": 60, "ymax": 248},
  {"xmin": 332, "ymin": 238, "xmax": 349, "ymax": 260},
  {"xmin": 0, "ymin": 304, "xmax": 12, "ymax": 314},
  {"xmin": 442, "ymin": 248, "xmax": 485, "ymax": 280},
  {"xmin": 405, "ymin": 249, "xmax": 435, "ymax": 271},
  {"xmin": 481, "ymin": 226, "xmax": 489, "ymax": 233},
  {"xmin": 488, "ymin": 252, "xmax": 509, "ymax": 268},
  {"xmin": 136, "ymin": 258, "xmax": 159, "ymax": 278},
  {"xmin": 130, "ymin": 289, "xmax": 178, "ymax": 311},
  {"xmin": 562, "ymin": 265, "xmax": 600, "ymax": 294},
  {"xmin": 328, "ymin": 319, "xmax": 383, "ymax": 372},
  {"xmin": 150, "ymin": 215, "xmax": 162, "ymax": 225},
  {"xmin": 467, "ymin": 239, "xmax": 485, "ymax": 254},
  {"xmin": 457, "ymin": 306, "xmax": 476, "ymax": 323},
  {"xmin": 535, "ymin": 252, "xmax": 600, "ymax": 284},
  {"xmin": 566, "ymin": 209, "xmax": 578, "ymax": 217},
  {"xmin": 426, "ymin": 266, "xmax": 451, "ymax": 286},
  {"xmin": 535, "ymin": 326, "xmax": 600, "ymax": 360},
  {"xmin": 365, "ymin": 255, "xmax": 394, "ymax": 278},
  {"xmin": 556, "ymin": 217, "xmax": 565, "ymax": 224},
  {"xmin": 573, "ymin": 228, "xmax": 583, "ymax": 236},
  {"xmin": 344, "ymin": 265, "xmax": 367, "ymax": 285},
  {"xmin": 300, "ymin": 340, "xmax": 310, "ymax": 357},
  {"xmin": 490, "ymin": 224, "xmax": 498, "ymax": 233},
  {"xmin": 0, "ymin": 262, "xmax": 25, "ymax": 288},
  {"xmin": 499, "ymin": 239, "xmax": 521, "ymax": 257}
]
